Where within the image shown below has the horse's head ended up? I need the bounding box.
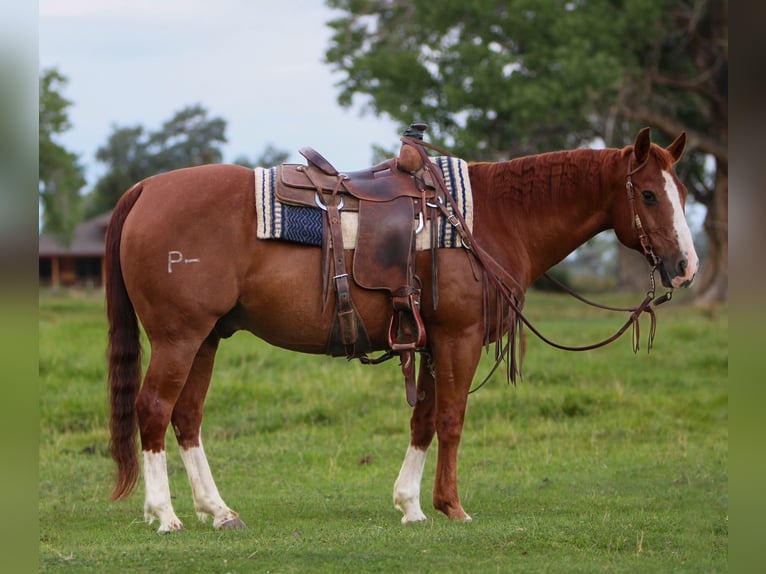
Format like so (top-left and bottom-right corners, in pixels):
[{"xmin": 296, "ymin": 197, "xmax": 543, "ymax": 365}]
[{"xmin": 612, "ymin": 127, "xmax": 699, "ymax": 289}]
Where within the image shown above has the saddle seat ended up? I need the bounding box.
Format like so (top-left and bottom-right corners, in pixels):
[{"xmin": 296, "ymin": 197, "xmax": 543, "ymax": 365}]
[
  {"xmin": 274, "ymin": 136, "xmax": 440, "ymax": 406},
  {"xmin": 277, "ymin": 152, "xmax": 436, "ymax": 205}
]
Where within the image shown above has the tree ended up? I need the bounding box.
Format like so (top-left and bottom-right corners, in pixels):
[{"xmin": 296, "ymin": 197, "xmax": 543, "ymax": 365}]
[
  {"xmin": 617, "ymin": 0, "xmax": 728, "ymax": 304},
  {"xmin": 39, "ymin": 68, "xmax": 85, "ymax": 244},
  {"xmin": 325, "ymin": 0, "xmax": 727, "ymax": 301},
  {"xmin": 325, "ymin": 0, "xmax": 628, "ymax": 157},
  {"xmin": 146, "ymin": 104, "xmax": 227, "ymax": 170},
  {"xmin": 232, "ymin": 143, "xmax": 290, "ymax": 169},
  {"xmin": 85, "ymin": 126, "xmax": 150, "ymax": 217},
  {"xmin": 85, "ymin": 104, "xmax": 227, "ymax": 216}
]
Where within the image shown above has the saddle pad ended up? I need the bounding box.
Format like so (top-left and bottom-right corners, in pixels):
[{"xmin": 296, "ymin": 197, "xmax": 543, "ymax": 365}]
[{"xmin": 254, "ymin": 156, "xmax": 473, "ymax": 249}]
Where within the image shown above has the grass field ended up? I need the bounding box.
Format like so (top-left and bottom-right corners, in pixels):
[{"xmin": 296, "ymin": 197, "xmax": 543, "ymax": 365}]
[{"xmin": 39, "ymin": 289, "xmax": 727, "ymax": 573}]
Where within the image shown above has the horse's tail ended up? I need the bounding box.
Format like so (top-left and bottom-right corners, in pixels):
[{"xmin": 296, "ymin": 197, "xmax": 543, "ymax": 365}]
[{"xmin": 105, "ymin": 182, "xmax": 144, "ymax": 500}]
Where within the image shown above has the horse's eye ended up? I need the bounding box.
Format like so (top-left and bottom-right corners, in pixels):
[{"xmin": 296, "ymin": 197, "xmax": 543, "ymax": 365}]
[{"xmin": 641, "ymin": 190, "xmax": 658, "ymax": 205}]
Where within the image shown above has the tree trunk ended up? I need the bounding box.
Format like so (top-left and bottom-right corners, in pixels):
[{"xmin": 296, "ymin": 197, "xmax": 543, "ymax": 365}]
[{"xmin": 692, "ymin": 158, "xmax": 728, "ymax": 304}]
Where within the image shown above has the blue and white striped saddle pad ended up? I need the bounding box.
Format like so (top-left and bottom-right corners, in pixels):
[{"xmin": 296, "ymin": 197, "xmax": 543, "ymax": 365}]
[{"xmin": 254, "ymin": 156, "xmax": 473, "ymax": 249}]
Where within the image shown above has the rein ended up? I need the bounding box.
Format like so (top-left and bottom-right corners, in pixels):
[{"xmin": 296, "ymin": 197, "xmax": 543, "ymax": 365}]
[{"xmin": 401, "ymin": 135, "xmax": 675, "ymax": 389}]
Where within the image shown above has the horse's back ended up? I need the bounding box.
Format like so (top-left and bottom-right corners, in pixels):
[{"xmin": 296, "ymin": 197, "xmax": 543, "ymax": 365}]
[
  {"xmin": 115, "ymin": 162, "xmax": 486, "ymax": 352},
  {"xmin": 125, "ymin": 164, "xmax": 255, "ymax": 225}
]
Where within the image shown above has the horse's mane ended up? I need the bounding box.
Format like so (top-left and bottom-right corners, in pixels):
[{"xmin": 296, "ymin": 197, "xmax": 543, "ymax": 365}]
[{"xmin": 468, "ymin": 148, "xmax": 617, "ymax": 215}]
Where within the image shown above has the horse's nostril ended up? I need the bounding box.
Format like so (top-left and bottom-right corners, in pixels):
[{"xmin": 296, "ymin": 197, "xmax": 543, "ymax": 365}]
[{"xmin": 678, "ymin": 258, "xmax": 687, "ymax": 275}]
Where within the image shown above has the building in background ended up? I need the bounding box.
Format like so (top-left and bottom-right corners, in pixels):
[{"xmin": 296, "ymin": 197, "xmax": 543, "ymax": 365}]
[{"xmin": 39, "ymin": 212, "xmax": 110, "ymax": 288}]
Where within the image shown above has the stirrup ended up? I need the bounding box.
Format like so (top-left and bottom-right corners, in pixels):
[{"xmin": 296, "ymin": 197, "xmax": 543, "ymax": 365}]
[{"xmin": 388, "ymin": 295, "xmax": 426, "ymax": 351}]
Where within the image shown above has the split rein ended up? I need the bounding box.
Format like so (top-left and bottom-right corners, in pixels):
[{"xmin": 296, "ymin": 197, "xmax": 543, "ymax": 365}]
[{"xmin": 400, "ymin": 136, "xmax": 675, "ymax": 391}]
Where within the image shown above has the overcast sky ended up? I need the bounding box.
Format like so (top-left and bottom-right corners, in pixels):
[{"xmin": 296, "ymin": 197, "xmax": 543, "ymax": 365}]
[{"xmin": 38, "ymin": 0, "xmax": 401, "ymax": 189}]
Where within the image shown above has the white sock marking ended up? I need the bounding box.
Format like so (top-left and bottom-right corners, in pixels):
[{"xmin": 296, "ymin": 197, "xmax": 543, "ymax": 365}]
[
  {"xmin": 393, "ymin": 445, "xmax": 428, "ymax": 523},
  {"xmin": 143, "ymin": 450, "xmax": 183, "ymax": 532},
  {"xmin": 179, "ymin": 440, "xmax": 239, "ymax": 527}
]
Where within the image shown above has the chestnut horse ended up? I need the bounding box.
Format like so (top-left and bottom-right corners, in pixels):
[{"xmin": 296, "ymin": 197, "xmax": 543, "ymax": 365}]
[{"xmin": 106, "ymin": 127, "xmax": 697, "ymax": 532}]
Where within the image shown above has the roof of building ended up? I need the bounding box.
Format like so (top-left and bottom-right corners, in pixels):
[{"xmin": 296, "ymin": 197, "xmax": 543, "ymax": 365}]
[{"xmin": 39, "ymin": 212, "xmax": 112, "ymax": 257}]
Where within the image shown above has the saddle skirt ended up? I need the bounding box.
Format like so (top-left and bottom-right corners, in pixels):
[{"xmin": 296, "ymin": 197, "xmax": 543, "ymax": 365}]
[{"xmin": 253, "ymin": 156, "xmax": 473, "ymax": 249}]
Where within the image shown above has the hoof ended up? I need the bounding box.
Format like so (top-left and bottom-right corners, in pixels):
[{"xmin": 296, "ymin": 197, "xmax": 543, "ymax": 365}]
[
  {"xmin": 215, "ymin": 516, "xmax": 247, "ymax": 530},
  {"xmin": 446, "ymin": 511, "xmax": 472, "ymax": 522},
  {"xmin": 401, "ymin": 514, "xmax": 427, "ymax": 525},
  {"xmin": 436, "ymin": 502, "xmax": 472, "ymax": 522}
]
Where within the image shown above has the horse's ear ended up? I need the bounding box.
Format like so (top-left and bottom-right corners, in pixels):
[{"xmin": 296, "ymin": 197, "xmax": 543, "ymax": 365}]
[
  {"xmin": 666, "ymin": 132, "xmax": 686, "ymax": 164},
  {"xmin": 633, "ymin": 127, "xmax": 652, "ymax": 164}
]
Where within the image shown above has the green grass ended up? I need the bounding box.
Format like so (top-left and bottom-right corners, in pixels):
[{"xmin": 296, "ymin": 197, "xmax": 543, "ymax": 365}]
[{"xmin": 39, "ymin": 289, "xmax": 727, "ymax": 573}]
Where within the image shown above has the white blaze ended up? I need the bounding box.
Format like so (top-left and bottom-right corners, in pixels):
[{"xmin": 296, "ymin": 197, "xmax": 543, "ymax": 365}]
[{"xmin": 663, "ymin": 171, "xmax": 699, "ymax": 287}]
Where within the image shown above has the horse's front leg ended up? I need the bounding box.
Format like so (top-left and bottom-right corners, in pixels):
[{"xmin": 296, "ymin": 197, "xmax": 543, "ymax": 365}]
[
  {"xmin": 393, "ymin": 357, "xmax": 436, "ymax": 523},
  {"xmin": 430, "ymin": 329, "xmax": 483, "ymax": 521}
]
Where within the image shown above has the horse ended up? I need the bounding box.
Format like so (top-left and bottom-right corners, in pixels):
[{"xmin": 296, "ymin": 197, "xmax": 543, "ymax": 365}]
[{"xmin": 105, "ymin": 127, "xmax": 698, "ymax": 532}]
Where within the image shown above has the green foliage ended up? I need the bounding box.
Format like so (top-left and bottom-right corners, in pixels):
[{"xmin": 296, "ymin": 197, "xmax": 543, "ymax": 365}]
[
  {"xmin": 38, "ymin": 68, "xmax": 86, "ymax": 244},
  {"xmin": 84, "ymin": 104, "xmax": 227, "ymax": 217},
  {"xmin": 531, "ymin": 264, "xmax": 572, "ymax": 292},
  {"xmin": 39, "ymin": 290, "xmax": 726, "ymax": 572},
  {"xmin": 325, "ymin": 0, "xmax": 646, "ymax": 158},
  {"xmin": 39, "ymin": 69, "xmax": 72, "ymax": 138},
  {"xmin": 325, "ymin": 0, "xmax": 724, "ymax": 159},
  {"xmin": 232, "ymin": 143, "xmax": 290, "ymax": 169}
]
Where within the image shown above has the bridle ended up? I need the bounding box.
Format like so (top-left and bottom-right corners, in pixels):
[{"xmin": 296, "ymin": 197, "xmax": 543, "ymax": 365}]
[
  {"xmin": 625, "ymin": 155, "xmax": 666, "ymax": 298},
  {"xmin": 400, "ymin": 135, "xmax": 676, "ymax": 390}
]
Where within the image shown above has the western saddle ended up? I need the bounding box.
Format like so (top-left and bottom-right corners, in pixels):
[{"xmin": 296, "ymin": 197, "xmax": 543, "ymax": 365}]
[{"xmin": 274, "ymin": 124, "xmax": 456, "ymax": 405}]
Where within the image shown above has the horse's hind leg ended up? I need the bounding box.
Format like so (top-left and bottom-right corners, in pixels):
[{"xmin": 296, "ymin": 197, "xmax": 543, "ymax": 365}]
[
  {"xmin": 393, "ymin": 357, "xmax": 437, "ymax": 523},
  {"xmin": 171, "ymin": 332, "xmax": 246, "ymax": 530},
  {"xmin": 137, "ymin": 338, "xmax": 204, "ymax": 532}
]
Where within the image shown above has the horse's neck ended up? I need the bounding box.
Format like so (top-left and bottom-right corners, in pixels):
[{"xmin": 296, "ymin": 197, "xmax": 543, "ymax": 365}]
[{"xmin": 470, "ymin": 148, "xmax": 620, "ymax": 288}]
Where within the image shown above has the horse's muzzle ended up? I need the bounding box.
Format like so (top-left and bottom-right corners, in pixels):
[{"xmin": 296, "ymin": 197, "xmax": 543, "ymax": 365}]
[{"xmin": 659, "ymin": 256, "xmax": 696, "ymax": 289}]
